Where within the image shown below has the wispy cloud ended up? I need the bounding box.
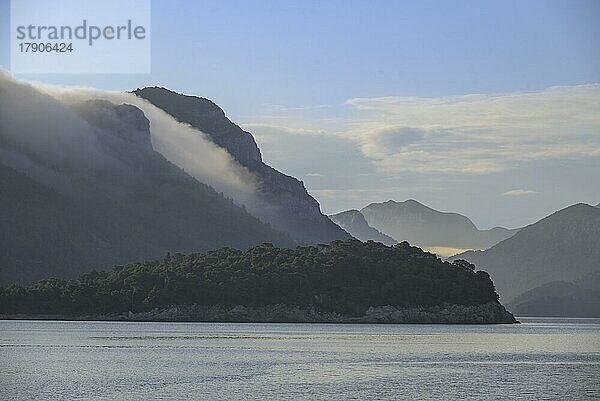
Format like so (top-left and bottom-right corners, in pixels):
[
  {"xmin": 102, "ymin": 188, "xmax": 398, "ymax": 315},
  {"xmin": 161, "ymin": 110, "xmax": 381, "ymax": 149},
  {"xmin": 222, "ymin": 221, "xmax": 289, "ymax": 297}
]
[
  {"xmin": 246, "ymin": 85, "xmax": 600, "ymax": 175},
  {"xmin": 266, "ymin": 104, "xmax": 330, "ymax": 112},
  {"xmin": 345, "ymin": 85, "xmax": 600, "ymax": 129},
  {"xmin": 503, "ymin": 189, "xmax": 540, "ymax": 196},
  {"xmin": 242, "ymin": 123, "xmax": 327, "ymax": 137},
  {"xmin": 312, "ymin": 186, "xmax": 444, "ymax": 197},
  {"xmin": 358, "ymin": 126, "xmax": 428, "ymax": 157},
  {"xmin": 20, "ymin": 73, "xmax": 260, "ymax": 202},
  {"xmin": 239, "ymin": 85, "xmax": 600, "ymax": 223},
  {"xmin": 306, "ymin": 173, "xmax": 324, "ymax": 177},
  {"xmin": 345, "ymin": 85, "xmax": 600, "ymax": 174}
]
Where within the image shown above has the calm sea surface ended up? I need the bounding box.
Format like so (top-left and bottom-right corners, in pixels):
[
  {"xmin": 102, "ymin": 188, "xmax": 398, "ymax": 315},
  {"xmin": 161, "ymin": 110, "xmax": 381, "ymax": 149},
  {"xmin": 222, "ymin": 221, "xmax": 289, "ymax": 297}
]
[{"xmin": 1, "ymin": 318, "xmax": 599, "ymax": 400}]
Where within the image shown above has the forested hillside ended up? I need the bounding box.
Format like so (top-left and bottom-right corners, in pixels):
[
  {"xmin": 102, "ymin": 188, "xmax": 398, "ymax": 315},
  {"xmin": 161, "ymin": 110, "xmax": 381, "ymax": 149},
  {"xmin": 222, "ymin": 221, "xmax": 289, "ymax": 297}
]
[{"xmin": 0, "ymin": 240, "xmax": 505, "ymax": 318}]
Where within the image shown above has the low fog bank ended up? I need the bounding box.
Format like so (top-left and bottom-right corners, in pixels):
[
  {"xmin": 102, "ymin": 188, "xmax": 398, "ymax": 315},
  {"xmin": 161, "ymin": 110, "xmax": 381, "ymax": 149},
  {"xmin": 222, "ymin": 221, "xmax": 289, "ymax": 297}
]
[
  {"xmin": 0, "ymin": 71, "xmax": 261, "ymax": 209},
  {"xmin": 0, "ymin": 71, "xmax": 124, "ymax": 198}
]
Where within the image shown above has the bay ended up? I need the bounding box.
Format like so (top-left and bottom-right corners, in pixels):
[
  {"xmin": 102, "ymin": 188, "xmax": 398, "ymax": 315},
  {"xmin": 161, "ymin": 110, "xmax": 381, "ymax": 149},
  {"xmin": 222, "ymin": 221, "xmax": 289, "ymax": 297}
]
[{"xmin": 1, "ymin": 318, "xmax": 599, "ymax": 400}]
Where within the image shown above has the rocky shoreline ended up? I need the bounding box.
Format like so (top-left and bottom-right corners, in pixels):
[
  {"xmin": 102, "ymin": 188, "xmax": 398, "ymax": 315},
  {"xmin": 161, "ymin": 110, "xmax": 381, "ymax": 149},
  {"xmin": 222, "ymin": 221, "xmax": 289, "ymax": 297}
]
[{"xmin": 1, "ymin": 302, "xmax": 518, "ymax": 324}]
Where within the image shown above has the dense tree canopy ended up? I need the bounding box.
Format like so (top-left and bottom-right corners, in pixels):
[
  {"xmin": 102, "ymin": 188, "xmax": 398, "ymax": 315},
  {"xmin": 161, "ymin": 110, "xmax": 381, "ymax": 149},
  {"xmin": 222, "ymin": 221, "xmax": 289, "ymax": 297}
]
[{"xmin": 0, "ymin": 240, "xmax": 499, "ymax": 316}]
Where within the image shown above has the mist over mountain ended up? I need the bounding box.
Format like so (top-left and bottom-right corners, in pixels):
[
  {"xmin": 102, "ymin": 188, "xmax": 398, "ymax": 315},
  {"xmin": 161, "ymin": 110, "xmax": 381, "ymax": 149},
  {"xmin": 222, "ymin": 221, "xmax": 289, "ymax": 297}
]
[
  {"xmin": 507, "ymin": 271, "xmax": 600, "ymax": 317},
  {"xmin": 133, "ymin": 87, "xmax": 351, "ymax": 244},
  {"xmin": 453, "ymin": 203, "xmax": 600, "ymax": 302},
  {"xmin": 358, "ymin": 200, "xmax": 518, "ymax": 255},
  {"xmin": 329, "ymin": 210, "xmax": 396, "ymax": 246},
  {"xmin": 0, "ymin": 76, "xmax": 292, "ymax": 285},
  {"xmin": 36, "ymin": 80, "xmax": 259, "ymax": 203}
]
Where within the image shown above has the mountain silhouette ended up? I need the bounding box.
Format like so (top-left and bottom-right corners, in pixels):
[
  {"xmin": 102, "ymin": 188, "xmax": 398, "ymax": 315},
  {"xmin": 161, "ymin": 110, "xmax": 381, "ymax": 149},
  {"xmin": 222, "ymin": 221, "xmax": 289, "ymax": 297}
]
[
  {"xmin": 507, "ymin": 271, "xmax": 600, "ymax": 317},
  {"xmin": 358, "ymin": 200, "xmax": 517, "ymax": 255},
  {"xmin": 452, "ymin": 203, "xmax": 600, "ymax": 302},
  {"xmin": 329, "ymin": 210, "xmax": 396, "ymax": 246}
]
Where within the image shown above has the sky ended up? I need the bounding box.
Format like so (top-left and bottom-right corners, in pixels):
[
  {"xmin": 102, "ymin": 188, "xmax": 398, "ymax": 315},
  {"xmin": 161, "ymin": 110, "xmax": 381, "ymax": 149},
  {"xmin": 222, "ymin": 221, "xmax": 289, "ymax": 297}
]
[{"xmin": 1, "ymin": 0, "xmax": 599, "ymax": 228}]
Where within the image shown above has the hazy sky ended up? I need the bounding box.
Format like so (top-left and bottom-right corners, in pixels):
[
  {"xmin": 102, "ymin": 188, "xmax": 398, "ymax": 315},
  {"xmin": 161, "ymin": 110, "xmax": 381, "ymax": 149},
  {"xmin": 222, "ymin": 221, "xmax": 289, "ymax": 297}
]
[{"xmin": 1, "ymin": 0, "xmax": 599, "ymax": 228}]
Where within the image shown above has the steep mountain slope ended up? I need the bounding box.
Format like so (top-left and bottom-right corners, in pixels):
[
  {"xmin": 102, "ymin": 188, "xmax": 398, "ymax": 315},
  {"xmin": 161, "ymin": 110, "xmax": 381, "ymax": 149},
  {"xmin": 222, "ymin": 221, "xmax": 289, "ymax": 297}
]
[
  {"xmin": 360, "ymin": 200, "xmax": 518, "ymax": 251},
  {"xmin": 133, "ymin": 87, "xmax": 351, "ymax": 244},
  {"xmin": 0, "ymin": 78, "xmax": 292, "ymax": 285},
  {"xmin": 329, "ymin": 210, "xmax": 396, "ymax": 246},
  {"xmin": 0, "ymin": 162, "xmax": 111, "ymax": 284},
  {"xmin": 507, "ymin": 272, "xmax": 600, "ymax": 317},
  {"xmin": 453, "ymin": 203, "xmax": 600, "ymax": 302}
]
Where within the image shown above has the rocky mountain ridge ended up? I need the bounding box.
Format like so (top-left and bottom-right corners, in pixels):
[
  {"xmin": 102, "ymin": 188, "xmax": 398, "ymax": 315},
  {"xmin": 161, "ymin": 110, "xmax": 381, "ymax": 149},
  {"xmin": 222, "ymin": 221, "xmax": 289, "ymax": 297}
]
[{"xmin": 133, "ymin": 87, "xmax": 350, "ymax": 244}]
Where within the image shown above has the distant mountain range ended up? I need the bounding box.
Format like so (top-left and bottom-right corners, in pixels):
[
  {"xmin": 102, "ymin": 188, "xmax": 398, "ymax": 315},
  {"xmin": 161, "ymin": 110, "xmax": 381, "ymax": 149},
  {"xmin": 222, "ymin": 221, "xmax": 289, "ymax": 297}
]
[
  {"xmin": 133, "ymin": 87, "xmax": 350, "ymax": 244},
  {"xmin": 334, "ymin": 200, "xmax": 518, "ymax": 256},
  {"xmin": 329, "ymin": 210, "xmax": 396, "ymax": 246},
  {"xmin": 507, "ymin": 271, "xmax": 600, "ymax": 317},
  {"xmin": 452, "ymin": 203, "xmax": 600, "ymax": 302},
  {"xmin": 335, "ymin": 200, "xmax": 600, "ymax": 312}
]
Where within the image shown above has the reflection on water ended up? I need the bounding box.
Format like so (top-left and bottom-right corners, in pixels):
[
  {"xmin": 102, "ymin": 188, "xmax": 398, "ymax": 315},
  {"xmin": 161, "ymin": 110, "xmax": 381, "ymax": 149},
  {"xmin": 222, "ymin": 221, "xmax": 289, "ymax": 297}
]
[{"xmin": 1, "ymin": 318, "xmax": 599, "ymax": 400}]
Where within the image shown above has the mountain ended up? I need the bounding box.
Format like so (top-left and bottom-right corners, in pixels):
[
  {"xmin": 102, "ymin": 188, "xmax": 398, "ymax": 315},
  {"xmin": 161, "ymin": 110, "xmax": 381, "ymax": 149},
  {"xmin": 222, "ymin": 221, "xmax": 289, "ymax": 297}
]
[
  {"xmin": 133, "ymin": 87, "xmax": 351, "ymax": 244},
  {"xmin": 507, "ymin": 272, "xmax": 600, "ymax": 317},
  {"xmin": 452, "ymin": 203, "xmax": 600, "ymax": 302},
  {"xmin": 0, "ymin": 162, "xmax": 112, "ymax": 284},
  {"xmin": 329, "ymin": 210, "xmax": 396, "ymax": 246},
  {"xmin": 0, "ymin": 78, "xmax": 292, "ymax": 285},
  {"xmin": 359, "ymin": 200, "xmax": 518, "ymax": 255}
]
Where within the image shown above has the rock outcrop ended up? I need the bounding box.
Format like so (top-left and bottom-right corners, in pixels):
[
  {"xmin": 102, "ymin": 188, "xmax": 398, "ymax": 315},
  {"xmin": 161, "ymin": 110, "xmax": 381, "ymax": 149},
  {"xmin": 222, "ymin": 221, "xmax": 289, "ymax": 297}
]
[{"xmin": 55, "ymin": 302, "xmax": 517, "ymax": 324}]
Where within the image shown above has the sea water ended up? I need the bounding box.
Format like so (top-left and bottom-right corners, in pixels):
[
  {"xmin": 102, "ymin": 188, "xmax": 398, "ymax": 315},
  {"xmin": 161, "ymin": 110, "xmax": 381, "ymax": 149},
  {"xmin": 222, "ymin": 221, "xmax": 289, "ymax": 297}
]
[{"xmin": 1, "ymin": 318, "xmax": 598, "ymax": 400}]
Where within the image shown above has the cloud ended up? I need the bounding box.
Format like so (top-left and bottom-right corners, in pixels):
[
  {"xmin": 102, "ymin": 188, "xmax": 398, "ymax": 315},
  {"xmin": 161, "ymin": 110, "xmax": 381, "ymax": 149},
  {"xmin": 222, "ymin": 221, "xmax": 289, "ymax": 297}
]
[
  {"xmin": 358, "ymin": 126, "xmax": 427, "ymax": 157},
  {"xmin": 246, "ymin": 85, "xmax": 600, "ymax": 177},
  {"xmin": 345, "ymin": 85, "xmax": 600, "ymax": 129},
  {"xmin": 240, "ymin": 84, "xmax": 600, "ymax": 224},
  {"xmin": 0, "ymin": 72, "xmax": 260, "ymax": 211},
  {"xmin": 313, "ymin": 186, "xmax": 443, "ymax": 197},
  {"xmin": 345, "ymin": 85, "xmax": 600, "ymax": 174},
  {"xmin": 242, "ymin": 122, "xmax": 375, "ymax": 184},
  {"xmin": 242, "ymin": 123, "xmax": 327, "ymax": 137},
  {"xmin": 267, "ymin": 104, "xmax": 330, "ymax": 112},
  {"xmin": 503, "ymin": 189, "xmax": 540, "ymax": 196},
  {"xmin": 32, "ymin": 81, "xmax": 258, "ymax": 200},
  {"xmin": 0, "ymin": 71, "xmax": 120, "ymax": 195}
]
